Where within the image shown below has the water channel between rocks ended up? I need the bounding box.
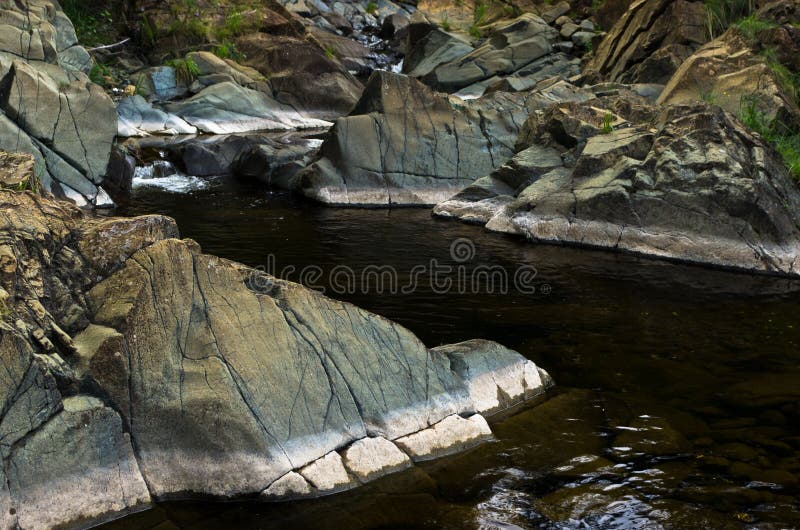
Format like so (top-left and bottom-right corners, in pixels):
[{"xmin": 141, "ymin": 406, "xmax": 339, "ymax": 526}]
[{"xmin": 103, "ymin": 174, "xmax": 800, "ymax": 530}]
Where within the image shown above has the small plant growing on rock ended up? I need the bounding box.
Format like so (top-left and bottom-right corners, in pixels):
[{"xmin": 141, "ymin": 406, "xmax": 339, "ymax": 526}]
[
  {"xmin": 740, "ymin": 97, "xmax": 800, "ymax": 180},
  {"xmin": 324, "ymin": 45, "xmax": 336, "ymax": 59},
  {"xmin": 167, "ymin": 57, "xmax": 201, "ymax": 84},
  {"xmin": 601, "ymin": 113, "xmax": 613, "ymax": 134},
  {"xmin": 440, "ymin": 15, "xmax": 452, "ymax": 31},
  {"xmin": 704, "ymin": 0, "xmax": 754, "ymax": 39},
  {"xmin": 735, "ymin": 14, "xmax": 777, "ymax": 42},
  {"xmin": 366, "ymin": 2, "xmax": 378, "ymax": 15},
  {"xmin": 469, "ymin": 24, "xmax": 482, "ymax": 38}
]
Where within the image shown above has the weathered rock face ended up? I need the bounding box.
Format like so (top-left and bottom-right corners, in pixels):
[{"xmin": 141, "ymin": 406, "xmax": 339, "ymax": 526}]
[
  {"xmin": 0, "ymin": 163, "xmax": 552, "ymax": 527},
  {"xmin": 658, "ymin": 28, "xmax": 800, "ymax": 126},
  {"xmin": 424, "ymin": 14, "xmax": 560, "ymax": 92},
  {"xmin": 237, "ymin": 32, "xmax": 364, "ymax": 121},
  {"xmin": 295, "ymin": 71, "xmax": 592, "ymax": 206},
  {"xmin": 585, "ymin": 0, "xmax": 708, "ymax": 84},
  {"xmin": 435, "ymin": 100, "xmax": 800, "ymax": 276},
  {"xmin": 0, "ymin": 1, "xmax": 116, "ymax": 207}
]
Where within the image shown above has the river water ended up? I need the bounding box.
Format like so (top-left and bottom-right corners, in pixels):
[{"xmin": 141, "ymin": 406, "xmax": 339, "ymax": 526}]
[{"xmin": 103, "ymin": 175, "xmax": 800, "ymax": 529}]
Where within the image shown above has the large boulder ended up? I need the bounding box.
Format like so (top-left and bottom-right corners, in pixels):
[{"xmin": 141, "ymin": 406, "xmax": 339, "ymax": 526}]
[
  {"xmin": 163, "ymin": 81, "xmax": 331, "ymax": 134},
  {"xmin": 435, "ymin": 100, "xmax": 800, "ymax": 276},
  {"xmin": 237, "ymin": 32, "xmax": 363, "ymax": 121},
  {"xmin": 0, "ymin": 171, "xmax": 552, "ymax": 527},
  {"xmin": 0, "ymin": 0, "xmax": 116, "ymax": 207},
  {"xmin": 295, "ymin": 71, "xmax": 592, "ymax": 206},
  {"xmin": 585, "ymin": 0, "xmax": 708, "ymax": 84}
]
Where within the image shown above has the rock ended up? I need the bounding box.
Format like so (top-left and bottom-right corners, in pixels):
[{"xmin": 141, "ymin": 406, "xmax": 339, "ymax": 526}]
[
  {"xmin": 261, "ymin": 472, "xmax": 313, "ymax": 500},
  {"xmin": 6, "ymin": 396, "xmax": 151, "ymax": 529},
  {"xmin": 571, "ymin": 30, "xmax": 595, "ymax": 48},
  {"xmin": 117, "ymin": 95, "xmax": 198, "ymax": 137},
  {"xmin": 234, "ymin": 135, "xmax": 322, "ymax": 187},
  {"xmin": 432, "ymin": 339, "xmax": 552, "ymax": 415},
  {"xmin": 403, "ymin": 22, "xmax": 474, "ymax": 78},
  {"xmin": 423, "ymin": 14, "xmax": 559, "ymax": 92},
  {"xmin": 395, "ymin": 414, "xmax": 492, "ymax": 461},
  {"xmin": 131, "ymin": 66, "xmax": 190, "ymax": 102},
  {"xmin": 341, "ymin": 437, "xmax": 412, "ymax": 483},
  {"xmin": 237, "ymin": 32, "xmax": 363, "ymax": 121},
  {"xmin": 0, "ymin": 187, "xmax": 553, "ymax": 526},
  {"xmin": 436, "ymin": 101, "xmax": 800, "ymax": 276},
  {"xmin": 580, "ymin": 19, "xmax": 596, "ymax": 31},
  {"xmin": 104, "ymin": 146, "xmax": 137, "ymax": 195},
  {"xmin": 164, "ymin": 81, "xmax": 331, "ymax": 134},
  {"xmin": 541, "ymin": 1, "xmax": 571, "ymax": 24},
  {"xmin": 658, "ymin": 29, "xmax": 800, "ymax": 126},
  {"xmin": 560, "ymin": 22, "xmax": 580, "ymax": 38},
  {"xmin": 0, "ymin": 53, "xmax": 116, "ymax": 205},
  {"xmin": 585, "ymin": 0, "xmax": 707, "ymax": 84},
  {"xmin": 298, "ymin": 452, "xmax": 356, "ymax": 494},
  {"xmin": 310, "ymin": 27, "xmax": 375, "ymax": 75},
  {"xmin": 0, "ymin": 152, "xmax": 36, "ymax": 189},
  {"xmin": 186, "ymin": 51, "xmax": 270, "ymax": 93},
  {"xmin": 555, "ymin": 15, "xmax": 572, "ymax": 27},
  {"xmin": 296, "ymin": 71, "xmax": 592, "ymax": 206}
]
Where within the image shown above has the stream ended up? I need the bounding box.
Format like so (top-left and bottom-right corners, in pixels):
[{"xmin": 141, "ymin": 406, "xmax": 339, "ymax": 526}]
[{"xmin": 102, "ymin": 174, "xmax": 800, "ymax": 529}]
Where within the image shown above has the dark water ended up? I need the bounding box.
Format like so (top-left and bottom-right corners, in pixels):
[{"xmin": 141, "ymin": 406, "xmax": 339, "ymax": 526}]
[{"xmin": 104, "ymin": 176, "xmax": 800, "ymax": 530}]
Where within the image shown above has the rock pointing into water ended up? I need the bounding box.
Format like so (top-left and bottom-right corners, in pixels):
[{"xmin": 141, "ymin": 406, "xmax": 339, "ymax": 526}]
[
  {"xmin": 435, "ymin": 99, "xmax": 800, "ymax": 277},
  {"xmin": 0, "ymin": 165, "xmax": 552, "ymax": 529}
]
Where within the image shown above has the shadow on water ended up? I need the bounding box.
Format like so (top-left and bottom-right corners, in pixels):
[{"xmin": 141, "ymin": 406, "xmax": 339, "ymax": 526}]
[{"xmin": 104, "ymin": 177, "xmax": 800, "ymax": 529}]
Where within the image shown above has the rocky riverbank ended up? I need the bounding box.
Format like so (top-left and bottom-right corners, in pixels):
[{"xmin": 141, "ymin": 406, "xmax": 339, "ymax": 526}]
[{"xmin": 0, "ymin": 173, "xmax": 552, "ymax": 529}]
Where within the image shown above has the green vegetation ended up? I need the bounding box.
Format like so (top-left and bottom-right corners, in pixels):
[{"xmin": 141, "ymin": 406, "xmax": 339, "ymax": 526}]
[
  {"xmin": 440, "ymin": 15, "xmax": 452, "ymax": 31},
  {"xmin": 366, "ymin": 2, "xmax": 378, "ymax": 15},
  {"xmin": 474, "ymin": 0, "xmax": 489, "ymax": 24},
  {"xmin": 214, "ymin": 10, "xmax": 245, "ymax": 40},
  {"xmin": 704, "ymin": 0, "xmax": 754, "ymax": 38},
  {"xmin": 166, "ymin": 57, "xmax": 201, "ymax": 83},
  {"xmin": 601, "ymin": 113, "xmax": 613, "ymax": 134},
  {"xmin": 89, "ymin": 63, "xmax": 114, "ymax": 87},
  {"xmin": 469, "ymin": 24, "xmax": 482, "ymax": 39},
  {"xmin": 60, "ymin": 0, "xmax": 115, "ymax": 47},
  {"xmin": 324, "ymin": 45, "xmax": 336, "ymax": 59},
  {"xmin": 214, "ymin": 41, "xmax": 245, "ymax": 61},
  {"xmin": 735, "ymin": 14, "xmax": 777, "ymax": 41},
  {"xmin": 503, "ymin": 4, "xmax": 521, "ymax": 17},
  {"xmin": 740, "ymin": 98, "xmax": 800, "ymax": 180}
]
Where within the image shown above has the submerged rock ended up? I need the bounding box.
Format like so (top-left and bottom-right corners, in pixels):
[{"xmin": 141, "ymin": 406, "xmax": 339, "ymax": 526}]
[
  {"xmin": 435, "ymin": 100, "xmax": 800, "ymax": 277},
  {"xmin": 0, "ymin": 173, "xmax": 553, "ymax": 527}
]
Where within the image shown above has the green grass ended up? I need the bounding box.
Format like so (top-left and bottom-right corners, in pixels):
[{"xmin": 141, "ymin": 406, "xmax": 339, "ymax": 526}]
[
  {"xmin": 474, "ymin": 0, "xmax": 489, "ymax": 24},
  {"xmin": 601, "ymin": 113, "xmax": 613, "ymax": 134},
  {"xmin": 89, "ymin": 63, "xmax": 114, "ymax": 87},
  {"xmin": 166, "ymin": 57, "xmax": 201, "ymax": 84},
  {"xmin": 704, "ymin": 0, "xmax": 755, "ymax": 39},
  {"xmin": 735, "ymin": 14, "xmax": 777, "ymax": 41},
  {"xmin": 324, "ymin": 45, "xmax": 336, "ymax": 59},
  {"xmin": 366, "ymin": 2, "xmax": 378, "ymax": 15},
  {"xmin": 214, "ymin": 41, "xmax": 245, "ymax": 61},
  {"xmin": 741, "ymin": 98, "xmax": 800, "ymax": 180},
  {"xmin": 469, "ymin": 24, "xmax": 482, "ymax": 38},
  {"xmin": 60, "ymin": 0, "xmax": 115, "ymax": 47},
  {"xmin": 440, "ymin": 15, "xmax": 452, "ymax": 32}
]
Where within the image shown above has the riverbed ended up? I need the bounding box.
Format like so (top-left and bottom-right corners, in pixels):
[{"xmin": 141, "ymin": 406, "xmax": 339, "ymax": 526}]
[{"xmin": 103, "ymin": 175, "xmax": 800, "ymax": 529}]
